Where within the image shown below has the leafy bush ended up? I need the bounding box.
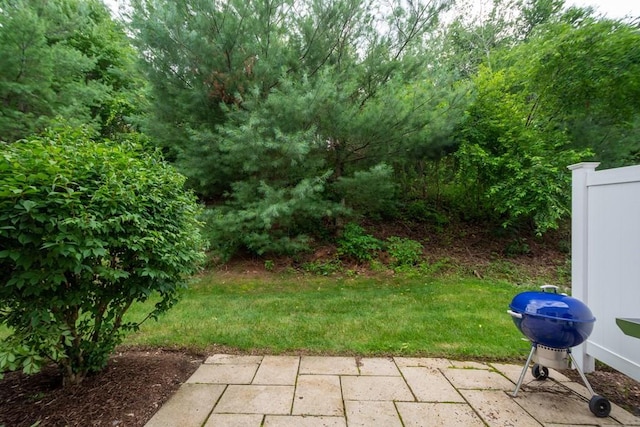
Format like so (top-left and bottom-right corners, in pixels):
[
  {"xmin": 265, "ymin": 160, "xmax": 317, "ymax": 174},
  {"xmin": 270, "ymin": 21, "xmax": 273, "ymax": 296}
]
[
  {"xmin": 337, "ymin": 223, "xmax": 382, "ymax": 263},
  {"xmin": 0, "ymin": 125, "xmax": 206, "ymax": 385},
  {"xmin": 455, "ymin": 67, "xmax": 591, "ymax": 234},
  {"xmin": 386, "ymin": 237, "xmax": 424, "ymax": 267}
]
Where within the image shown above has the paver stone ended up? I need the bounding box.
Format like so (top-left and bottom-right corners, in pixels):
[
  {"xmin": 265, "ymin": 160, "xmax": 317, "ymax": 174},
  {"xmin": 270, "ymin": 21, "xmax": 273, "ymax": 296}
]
[
  {"xmin": 144, "ymin": 383, "xmax": 224, "ymax": 427},
  {"xmin": 187, "ymin": 363, "xmax": 258, "ymax": 384},
  {"xmin": 442, "ymin": 367, "xmax": 514, "ymax": 390},
  {"xmin": 253, "ymin": 356, "xmax": 300, "ymax": 385},
  {"xmin": 358, "ymin": 358, "xmax": 401, "ymax": 376},
  {"xmin": 399, "ymin": 366, "xmax": 464, "ymax": 402},
  {"xmin": 299, "ymin": 356, "xmax": 358, "ymax": 375},
  {"xmin": 213, "ymin": 385, "xmax": 295, "ymax": 414},
  {"xmin": 341, "ymin": 376, "xmax": 414, "ymax": 401},
  {"xmin": 293, "ymin": 375, "xmax": 343, "ymax": 416},
  {"xmin": 459, "ymin": 389, "xmax": 543, "ymax": 427},
  {"xmin": 344, "ymin": 400, "xmax": 402, "ymax": 426},
  {"xmin": 396, "ymin": 402, "xmax": 485, "ymax": 427}
]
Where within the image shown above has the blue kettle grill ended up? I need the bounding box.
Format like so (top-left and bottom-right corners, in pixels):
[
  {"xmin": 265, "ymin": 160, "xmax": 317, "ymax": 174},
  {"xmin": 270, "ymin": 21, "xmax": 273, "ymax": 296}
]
[{"xmin": 508, "ymin": 285, "xmax": 611, "ymax": 418}]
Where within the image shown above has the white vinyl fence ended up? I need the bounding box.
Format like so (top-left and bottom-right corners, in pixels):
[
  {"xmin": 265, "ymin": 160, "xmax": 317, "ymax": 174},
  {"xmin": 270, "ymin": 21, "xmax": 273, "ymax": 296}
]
[{"xmin": 570, "ymin": 162, "xmax": 640, "ymax": 381}]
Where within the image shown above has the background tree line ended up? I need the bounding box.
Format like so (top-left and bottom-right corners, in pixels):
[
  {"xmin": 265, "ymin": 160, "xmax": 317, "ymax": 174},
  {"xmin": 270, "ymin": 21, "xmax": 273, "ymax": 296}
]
[{"xmin": 2, "ymin": 0, "xmax": 640, "ymax": 261}]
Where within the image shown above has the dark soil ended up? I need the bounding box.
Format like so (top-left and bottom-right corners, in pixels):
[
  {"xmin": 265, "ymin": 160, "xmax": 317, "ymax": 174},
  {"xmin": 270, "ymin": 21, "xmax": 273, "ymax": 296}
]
[{"xmin": 0, "ymin": 349, "xmax": 203, "ymax": 427}]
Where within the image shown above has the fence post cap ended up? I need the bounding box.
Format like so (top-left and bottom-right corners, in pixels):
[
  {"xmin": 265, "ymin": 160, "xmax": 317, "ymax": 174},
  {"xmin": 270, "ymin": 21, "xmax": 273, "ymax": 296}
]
[{"xmin": 568, "ymin": 162, "xmax": 601, "ymax": 171}]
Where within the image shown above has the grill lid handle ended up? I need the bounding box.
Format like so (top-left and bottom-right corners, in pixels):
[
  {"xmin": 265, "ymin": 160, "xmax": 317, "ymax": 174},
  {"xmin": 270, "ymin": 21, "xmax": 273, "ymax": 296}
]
[
  {"xmin": 507, "ymin": 310, "xmax": 523, "ymax": 319},
  {"xmin": 540, "ymin": 284, "xmax": 558, "ymax": 293}
]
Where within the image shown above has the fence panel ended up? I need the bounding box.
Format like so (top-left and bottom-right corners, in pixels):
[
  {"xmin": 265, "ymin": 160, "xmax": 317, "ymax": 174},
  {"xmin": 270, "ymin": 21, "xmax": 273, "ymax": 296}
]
[{"xmin": 570, "ymin": 163, "xmax": 640, "ymax": 381}]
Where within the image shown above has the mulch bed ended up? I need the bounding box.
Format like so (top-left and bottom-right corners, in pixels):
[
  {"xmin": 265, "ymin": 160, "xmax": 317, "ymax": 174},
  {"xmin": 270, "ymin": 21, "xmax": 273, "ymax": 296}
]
[{"xmin": 0, "ymin": 349, "xmax": 202, "ymax": 427}]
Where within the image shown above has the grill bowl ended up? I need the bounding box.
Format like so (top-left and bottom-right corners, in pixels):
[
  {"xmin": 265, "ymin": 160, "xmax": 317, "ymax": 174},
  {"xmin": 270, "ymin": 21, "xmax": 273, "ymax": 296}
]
[{"xmin": 509, "ymin": 291, "xmax": 595, "ymax": 349}]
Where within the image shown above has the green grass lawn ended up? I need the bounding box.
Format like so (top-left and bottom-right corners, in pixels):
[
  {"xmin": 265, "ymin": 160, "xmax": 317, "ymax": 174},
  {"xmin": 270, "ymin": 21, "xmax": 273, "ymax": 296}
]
[{"xmin": 122, "ymin": 270, "xmax": 537, "ymax": 361}]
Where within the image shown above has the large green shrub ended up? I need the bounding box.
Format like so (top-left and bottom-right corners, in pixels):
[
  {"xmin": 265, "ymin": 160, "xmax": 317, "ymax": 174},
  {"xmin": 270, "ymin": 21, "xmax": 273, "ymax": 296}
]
[{"xmin": 0, "ymin": 125, "xmax": 206, "ymax": 385}]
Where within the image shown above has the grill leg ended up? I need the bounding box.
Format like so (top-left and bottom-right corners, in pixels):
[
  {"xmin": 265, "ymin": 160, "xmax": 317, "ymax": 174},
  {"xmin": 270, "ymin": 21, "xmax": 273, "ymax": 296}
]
[
  {"xmin": 569, "ymin": 351, "xmax": 596, "ymax": 397},
  {"xmin": 513, "ymin": 345, "xmax": 536, "ymax": 397}
]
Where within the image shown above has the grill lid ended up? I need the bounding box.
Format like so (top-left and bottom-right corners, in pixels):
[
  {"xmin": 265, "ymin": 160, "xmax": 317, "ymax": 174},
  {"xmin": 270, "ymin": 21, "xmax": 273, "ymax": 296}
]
[{"xmin": 509, "ymin": 290, "xmax": 595, "ymax": 323}]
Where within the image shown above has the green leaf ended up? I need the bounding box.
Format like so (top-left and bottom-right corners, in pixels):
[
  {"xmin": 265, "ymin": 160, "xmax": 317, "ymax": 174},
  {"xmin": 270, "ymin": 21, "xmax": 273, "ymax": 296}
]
[{"xmin": 20, "ymin": 200, "xmax": 37, "ymax": 212}]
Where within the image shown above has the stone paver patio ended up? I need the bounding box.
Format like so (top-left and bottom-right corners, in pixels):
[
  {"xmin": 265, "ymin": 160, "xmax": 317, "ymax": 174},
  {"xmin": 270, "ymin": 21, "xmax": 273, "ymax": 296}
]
[{"xmin": 145, "ymin": 354, "xmax": 640, "ymax": 427}]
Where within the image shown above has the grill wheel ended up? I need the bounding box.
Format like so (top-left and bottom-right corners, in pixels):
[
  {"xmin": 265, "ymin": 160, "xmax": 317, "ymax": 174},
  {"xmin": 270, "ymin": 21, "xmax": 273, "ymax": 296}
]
[
  {"xmin": 531, "ymin": 364, "xmax": 549, "ymax": 380},
  {"xmin": 589, "ymin": 395, "xmax": 612, "ymax": 418}
]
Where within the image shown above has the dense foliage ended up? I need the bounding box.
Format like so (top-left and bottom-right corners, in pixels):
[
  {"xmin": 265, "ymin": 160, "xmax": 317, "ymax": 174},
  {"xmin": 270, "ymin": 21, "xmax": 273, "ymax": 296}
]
[
  {"xmin": 127, "ymin": 0, "xmax": 471, "ymax": 258},
  {"xmin": 0, "ymin": 124, "xmax": 206, "ymax": 385},
  {"xmin": 125, "ymin": 0, "xmax": 640, "ymax": 256},
  {"xmin": 0, "ymin": 0, "xmax": 639, "ymax": 257},
  {"xmin": 0, "ymin": 0, "xmax": 144, "ymax": 142}
]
